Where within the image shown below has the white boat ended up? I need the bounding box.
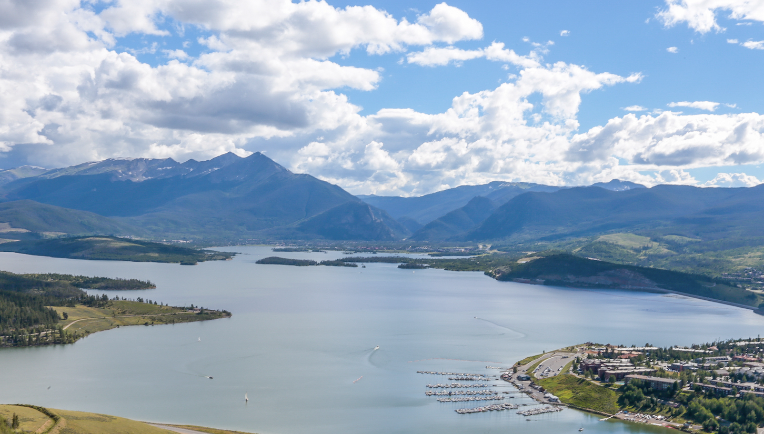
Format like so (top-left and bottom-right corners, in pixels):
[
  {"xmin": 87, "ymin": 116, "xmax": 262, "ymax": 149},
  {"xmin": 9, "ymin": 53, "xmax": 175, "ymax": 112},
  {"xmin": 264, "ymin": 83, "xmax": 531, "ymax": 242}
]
[
  {"xmin": 245, "ymin": 393, "xmax": 248, "ymax": 403},
  {"xmin": 579, "ymin": 428, "xmax": 584, "ymax": 432},
  {"xmin": 374, "ymin": 345, "xmax": 380, "ymax": 350}
]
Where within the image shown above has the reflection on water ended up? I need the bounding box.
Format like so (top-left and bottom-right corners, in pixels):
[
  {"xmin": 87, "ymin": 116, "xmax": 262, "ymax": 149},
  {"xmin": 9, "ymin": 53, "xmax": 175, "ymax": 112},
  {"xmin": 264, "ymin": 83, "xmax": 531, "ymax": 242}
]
[{"xmin": 1, "ymin": 246, "xmax": 763, "ymax": 433}]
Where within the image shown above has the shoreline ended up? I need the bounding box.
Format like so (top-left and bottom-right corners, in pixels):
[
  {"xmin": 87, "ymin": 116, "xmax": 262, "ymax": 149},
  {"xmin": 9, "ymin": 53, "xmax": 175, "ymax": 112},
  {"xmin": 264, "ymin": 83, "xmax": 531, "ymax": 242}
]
[
  {"xmin": 503, "ymin": 347, "xmax": 682, "ymax": 432},
  {"xmin": 0, "ymin": 404, "xmax": 255, "ymax": 434}
]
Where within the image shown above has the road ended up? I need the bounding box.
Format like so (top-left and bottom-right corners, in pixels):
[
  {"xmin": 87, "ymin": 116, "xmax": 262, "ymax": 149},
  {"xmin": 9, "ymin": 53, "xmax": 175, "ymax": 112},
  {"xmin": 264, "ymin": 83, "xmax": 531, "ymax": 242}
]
[{"xmin": 503, "ymin": 347, "xmax": 585, "ymax": 404}]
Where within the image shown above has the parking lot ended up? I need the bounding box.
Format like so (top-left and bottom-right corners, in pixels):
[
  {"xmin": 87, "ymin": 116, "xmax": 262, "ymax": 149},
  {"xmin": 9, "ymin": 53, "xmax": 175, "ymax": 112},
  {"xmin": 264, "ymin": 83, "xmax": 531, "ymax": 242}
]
[{"xmin": 532, "ymin": 353, "xmax": 574, "ymax": 378}]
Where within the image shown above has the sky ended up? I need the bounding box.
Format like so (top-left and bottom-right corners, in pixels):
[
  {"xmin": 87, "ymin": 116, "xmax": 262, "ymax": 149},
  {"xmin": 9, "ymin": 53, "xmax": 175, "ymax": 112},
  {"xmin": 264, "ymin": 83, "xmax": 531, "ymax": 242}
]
[{"xmin": 1, "ymin": 0, "xmax": 763, "ymax": 195}]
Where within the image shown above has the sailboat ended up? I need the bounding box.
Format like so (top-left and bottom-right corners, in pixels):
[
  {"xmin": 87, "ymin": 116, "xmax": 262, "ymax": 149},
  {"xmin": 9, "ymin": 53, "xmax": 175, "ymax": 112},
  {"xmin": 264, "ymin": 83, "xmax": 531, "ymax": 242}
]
[{"xmin": 245, "ymin": 393, "xmax": 248, "ymax": 403}]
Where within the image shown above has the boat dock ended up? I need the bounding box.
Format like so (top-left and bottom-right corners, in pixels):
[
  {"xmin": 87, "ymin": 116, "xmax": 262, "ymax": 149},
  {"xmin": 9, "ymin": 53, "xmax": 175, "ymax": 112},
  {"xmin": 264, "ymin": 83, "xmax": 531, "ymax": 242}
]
[
  {"xmin": 425, "ymin": 390, "xmax": 497, "ymax": 396},
  {"xmin": 517, "ymin": 406, "xmax": 563, "ymax": 416},
  {"xmin": 438, "ymin": 396, "xmax": 505, "ymax": 403},
  {"xmin": 426, "ymin": 383, "xmax": 490, "ymax": 388},
  {"xmin": 455, "ymin": 403, "xmax": 519, "ymax": 414}
]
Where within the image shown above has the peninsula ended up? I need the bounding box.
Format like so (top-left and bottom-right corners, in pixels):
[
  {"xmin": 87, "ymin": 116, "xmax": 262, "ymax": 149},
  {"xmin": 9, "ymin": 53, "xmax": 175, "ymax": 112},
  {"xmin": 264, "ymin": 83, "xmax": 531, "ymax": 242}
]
[
  {"xmin": 507, "ymin": 338, "xmax": 764, "ymax": 433},
  {"xmin": 0, "ymin": 270, "xmax": 230, "ymax": 347},
  {"xmin": 0, "ymin": 236, "xmax": 234, "ymax": 264},
  {"xmin": 255, "ymin": 252, "xmax": 763, "ymax": 310}
]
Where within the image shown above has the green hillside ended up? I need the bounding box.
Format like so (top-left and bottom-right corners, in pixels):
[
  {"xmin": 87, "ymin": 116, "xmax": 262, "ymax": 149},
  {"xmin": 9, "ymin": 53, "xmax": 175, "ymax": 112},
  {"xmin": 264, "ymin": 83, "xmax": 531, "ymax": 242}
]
[
  {"xmin": 295, "ymin": 201, "xmax": 409, "ymax": 241},
  {"xmin": 409, "ymin": 196, "xmax": 496, "ymax": 241},
  {"xmin": 0, "ymin": 200, "xmax": 141, "ymax": 237},
  {"xmin": 0, "ymin": 236, "xmax": 233, "ymax": 264},
  {"xmin": 497, "ymin": 254, "xmax": 760, "ymax": 307}
]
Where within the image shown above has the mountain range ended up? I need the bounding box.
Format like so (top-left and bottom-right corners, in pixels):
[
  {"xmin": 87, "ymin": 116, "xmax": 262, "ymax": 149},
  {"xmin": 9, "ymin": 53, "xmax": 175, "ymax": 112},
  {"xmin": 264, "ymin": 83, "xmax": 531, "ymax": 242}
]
[
  {"xmin": 0, "ymin": 153, "xmax": 394, "ymax": 240},
  {"xmin": 0, "ymin": 152, "xmax": 761, "ymax": 247}
]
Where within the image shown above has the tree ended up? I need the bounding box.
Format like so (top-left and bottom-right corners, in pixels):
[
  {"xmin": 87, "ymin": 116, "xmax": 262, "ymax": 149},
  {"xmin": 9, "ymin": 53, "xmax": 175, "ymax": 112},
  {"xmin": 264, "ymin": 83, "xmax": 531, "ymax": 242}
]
[
  {"xmin": 62, "ymin": 312, "xmax": 68, "ymax": 320},
  {"xmin": 11, "ymin": 413, "xmax": 19, "ymax": 429},
  {"xmin": 702, "ymin": 417, "xmax": 718, "ymax": 432},
  {"xmin": 609, "ymin": 376, "xmax": 616, "ymax": 385}
]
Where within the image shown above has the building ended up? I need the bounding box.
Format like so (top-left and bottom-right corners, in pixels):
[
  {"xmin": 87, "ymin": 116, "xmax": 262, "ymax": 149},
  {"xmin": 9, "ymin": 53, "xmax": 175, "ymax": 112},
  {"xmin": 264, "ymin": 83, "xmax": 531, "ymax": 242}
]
[
  {"xmin": 625, "ymin": 375, "xmax": 678, "ymax": 391},
  {"xmin": 692, "ymin": 383, "xmax": 733, "ymax": 396},
  {"xmin": 601, "ymin": 368, "xmax": 656, "ymax": 381},
  {"xmin": 670, "ymin": 362, "xmax": 698, "ymax": 372},
  {"xmin": 695, "ymin": 356, "xmax": 730, "ymax": 365}
]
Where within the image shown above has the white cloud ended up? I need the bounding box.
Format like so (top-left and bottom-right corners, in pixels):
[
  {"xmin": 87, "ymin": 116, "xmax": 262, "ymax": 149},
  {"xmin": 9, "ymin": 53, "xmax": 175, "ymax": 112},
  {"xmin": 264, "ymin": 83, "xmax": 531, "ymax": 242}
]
[
  {"xmin": 668, "ymin": 101, "xmax": 721, "ymax": 111},
  {"xmin": 406, "ymin": 41, "xmax": 541, "ymax": 68},
  {"xmin": 657, "ymin": 0, "xmax": 764, "ymax": 33},
  {"xmin": 0, "ymin": 0, "xmax": 485, "ymax": 166},
  {"xmin": 163, "ymin": 49, "xmax": 189, "ymax": 60},
  {"xmin": 560, "ymin": 30, "xmax": 570, "ymax": 36},
  {"xmin": 727, "ymin": 38, "xmax": 739, "ymax": 43},
  {"xmin": 742, "ymin": 39, "xmax": 764, "ymax": 49},
  {"xmin": 567, "ymin": 112, "xmax": 764, "ymax": 169},
  {"xmin": 703, "ymin": 172, "xmax": 762, "ymax": 187},
  {"xmin": 2, "ymin": 0, "xmax": 764, "ymax": 196},
  {"xmin": 624, "ymin": 105, "xmax": 648, "ymax": 111},
  {"xmin": 667, "ymin": 46, "xmax": 679, "ymax": 53},
  {"xmin": 406, "ymin": 46, "xmax": 487, "ymax": 66}
]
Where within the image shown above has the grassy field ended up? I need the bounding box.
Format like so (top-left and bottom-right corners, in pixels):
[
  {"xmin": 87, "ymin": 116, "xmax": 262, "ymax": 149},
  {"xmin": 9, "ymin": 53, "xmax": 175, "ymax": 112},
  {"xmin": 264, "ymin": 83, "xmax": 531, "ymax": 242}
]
[
  {"xmin": 514, "ymin": 353, "xmax": 544, "ymax": 367},
  {"xmin": 50, "ymin": 301, "xmax": 230, "ymax": 337},
  {"xmin": 538, "ymin": 374, "xmax": 621, "ymax": 414},
  {"xmin": 0, "ymin": 405, "xmax": 254, "ymax": 434}
]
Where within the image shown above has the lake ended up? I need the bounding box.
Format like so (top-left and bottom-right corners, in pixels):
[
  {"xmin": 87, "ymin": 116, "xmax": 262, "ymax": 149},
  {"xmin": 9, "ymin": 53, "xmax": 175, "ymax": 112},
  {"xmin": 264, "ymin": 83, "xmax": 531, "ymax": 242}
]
[{"xmin": 2, "ymin": 246, "xmax": 764, "ymax": 434}]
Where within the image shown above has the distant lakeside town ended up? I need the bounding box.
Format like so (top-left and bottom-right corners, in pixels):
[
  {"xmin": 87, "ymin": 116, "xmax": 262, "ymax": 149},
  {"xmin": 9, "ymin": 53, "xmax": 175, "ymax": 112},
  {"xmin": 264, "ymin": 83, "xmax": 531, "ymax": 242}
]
[{"xmin": 504, "ymin": 338, "xmax": 764, "ymax": 434}]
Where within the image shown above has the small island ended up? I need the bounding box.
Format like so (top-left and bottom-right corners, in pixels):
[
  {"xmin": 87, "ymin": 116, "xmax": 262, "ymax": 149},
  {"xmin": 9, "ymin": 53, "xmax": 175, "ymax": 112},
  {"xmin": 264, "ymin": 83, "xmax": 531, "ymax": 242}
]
[
  {"xmin": 507, "ymin": 338, "xmax": 764, "ymax": 433},
  {"xmin": 0, "ymin": 270, "xmax": 230, "ymax": 347},
  {"xmin": 255, "ymin": 256, "xmax": 358, "ymax": 267}
]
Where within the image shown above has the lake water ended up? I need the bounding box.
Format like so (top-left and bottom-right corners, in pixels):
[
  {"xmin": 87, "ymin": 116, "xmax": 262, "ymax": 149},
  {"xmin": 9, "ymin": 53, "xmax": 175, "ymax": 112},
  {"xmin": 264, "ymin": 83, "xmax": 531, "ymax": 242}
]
[{"xmin": 2, "ymin": 246, "xmax": 764, "ymax": 434}]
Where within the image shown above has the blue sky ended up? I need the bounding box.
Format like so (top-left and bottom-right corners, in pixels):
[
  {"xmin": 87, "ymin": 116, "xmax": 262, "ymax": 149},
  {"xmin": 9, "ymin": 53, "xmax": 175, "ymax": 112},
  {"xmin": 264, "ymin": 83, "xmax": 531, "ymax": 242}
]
[{"xmin": 1, "ymin": 0, "xmax": 763, "ymax": 194}]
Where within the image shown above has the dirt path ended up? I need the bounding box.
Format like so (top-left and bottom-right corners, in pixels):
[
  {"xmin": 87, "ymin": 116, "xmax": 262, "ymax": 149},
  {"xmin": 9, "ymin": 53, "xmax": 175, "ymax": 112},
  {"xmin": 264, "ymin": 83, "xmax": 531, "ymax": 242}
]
[{"xmin": 63, "ymin": 313, "xmax": 191, "ymax": 330}]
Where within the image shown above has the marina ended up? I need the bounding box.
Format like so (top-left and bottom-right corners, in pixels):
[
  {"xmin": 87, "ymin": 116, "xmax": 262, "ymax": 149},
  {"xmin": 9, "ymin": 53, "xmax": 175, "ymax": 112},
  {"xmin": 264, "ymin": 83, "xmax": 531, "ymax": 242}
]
[
  {"xmin": 448, "ymin": 376, "xmax": 489, "ymax": 381},
  {"xmin": 426, "ymin": 383, "xmax": 491, "ymax": 388},
  {"xmin": 455, "ymin": 403, "xmax": 519, "ymax": 414},
  {"xmin": 518, "ymin": 406, "xmax": 565, "ymax": 416},
  {"xmin": 437, "ymin": 396, "xmax": 506, "ymax": 403},
  {"xmin": 425, "ymin": 390, "xmax": 497, "ymax": 396},
  {"xmin": 417, "ymin": 371, "xmax": 491, "ymax": 378}
]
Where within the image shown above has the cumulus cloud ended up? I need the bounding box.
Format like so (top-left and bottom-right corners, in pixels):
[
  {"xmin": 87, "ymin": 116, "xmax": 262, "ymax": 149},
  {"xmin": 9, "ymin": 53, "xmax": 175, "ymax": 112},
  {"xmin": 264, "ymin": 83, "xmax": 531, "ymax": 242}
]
[
  {"xmin": 624, "ymin": 105, "xmax": 648, "ymax": 111},
  {"xmin": 703, "ymin": 172, "xmax": 762, "ymax": 187},
  {"xmin": 667, "ymin": 46, "xmax": 679, "ymax": 53},
  {"xmin": 1, "ymin": 0, "xmax": 764, "ymax": 195},
  {"xmin": 727, "ymin": 38, "xmax": 739, "ymax": 43},
  {"xmin": 406, "ymin": 41, "xmax": 541, "ymax": 67},
  {"xmin": 0, "ymin": 0, "xmax": 484, "ymax": 166},
  {"xmin": 560, "ymin": 30, "xmax": 570, "ymax": 36},
  {"xmin": 668, "ymin": 101, "xmax": 721, "ymax": 111},
  {"xmin": 742, "ymin": 39, "xmax": 764, "ymax": 49},
  {"xmin": 163, "ymin": 49, "xmax": 189, "ymax": 60},
  {"xmin": 657, "ymin": 0, "xmax": 764, "ymax": 33}
]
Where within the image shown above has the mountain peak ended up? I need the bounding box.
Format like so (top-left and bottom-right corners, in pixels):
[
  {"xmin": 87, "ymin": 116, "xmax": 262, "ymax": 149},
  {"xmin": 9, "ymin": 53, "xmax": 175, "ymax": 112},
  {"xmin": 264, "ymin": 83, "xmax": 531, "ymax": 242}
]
[{"xmin": 592, "ymin": 179, "xmax": 646, "ymax": 191}]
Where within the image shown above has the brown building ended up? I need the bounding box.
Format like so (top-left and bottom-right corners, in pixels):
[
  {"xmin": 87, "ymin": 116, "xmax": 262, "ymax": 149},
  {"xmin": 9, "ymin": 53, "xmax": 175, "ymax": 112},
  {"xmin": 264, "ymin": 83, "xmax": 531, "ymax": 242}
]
[{"xmin": 624, "ymin": 375, "xmax": 678, "ymax": 390}]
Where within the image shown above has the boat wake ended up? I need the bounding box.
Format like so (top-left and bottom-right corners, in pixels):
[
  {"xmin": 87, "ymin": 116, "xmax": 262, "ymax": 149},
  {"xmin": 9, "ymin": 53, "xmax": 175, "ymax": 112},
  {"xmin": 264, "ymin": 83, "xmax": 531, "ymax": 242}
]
[{"xmin": 474, "ymin": 317, "xmax": 526, "ymax": 338}]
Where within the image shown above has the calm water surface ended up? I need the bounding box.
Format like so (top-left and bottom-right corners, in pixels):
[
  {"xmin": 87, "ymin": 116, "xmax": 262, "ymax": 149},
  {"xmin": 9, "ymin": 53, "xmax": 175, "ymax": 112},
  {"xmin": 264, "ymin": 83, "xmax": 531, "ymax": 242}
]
[{"xmin": 2, "ymin": 246, "xmax": 764, "ymax": 434}]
